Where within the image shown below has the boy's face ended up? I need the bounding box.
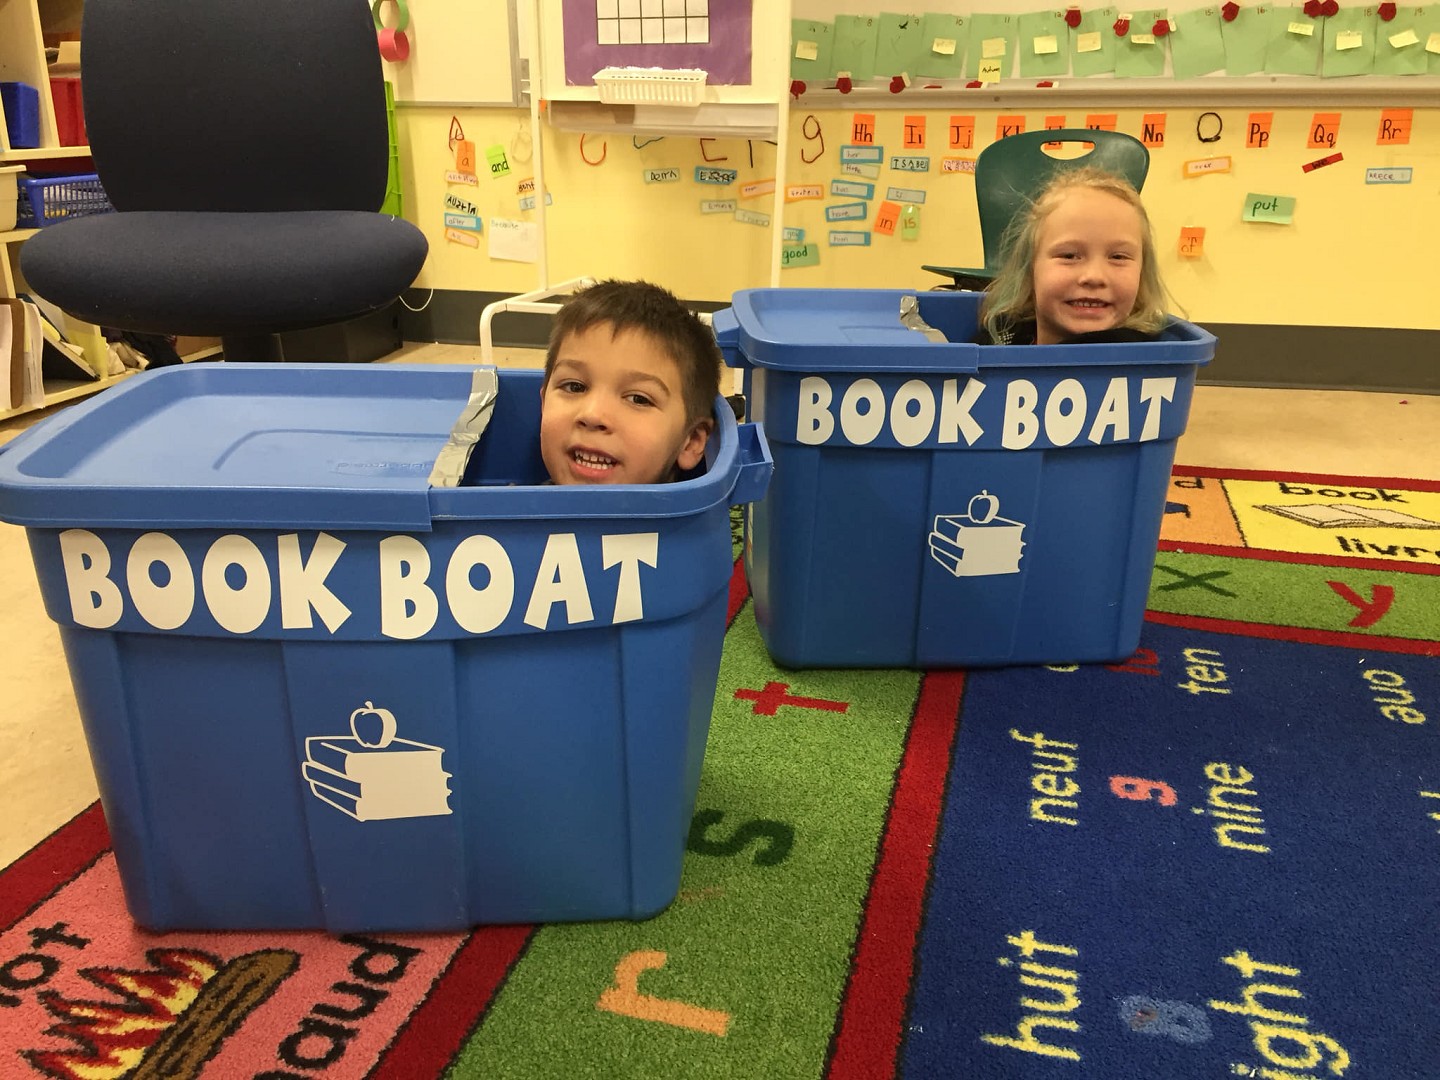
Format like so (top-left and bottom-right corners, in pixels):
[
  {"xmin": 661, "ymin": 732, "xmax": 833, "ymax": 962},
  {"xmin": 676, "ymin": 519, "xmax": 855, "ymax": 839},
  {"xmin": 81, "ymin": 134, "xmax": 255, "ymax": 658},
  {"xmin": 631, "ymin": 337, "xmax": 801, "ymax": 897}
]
[
  {"xmin": 540, "ymin": 322, "xmax": 712, "ymax": 485},
  {"xmin": 1031, "ymin": 188, "xmax": 1144, "ymax": 345}
]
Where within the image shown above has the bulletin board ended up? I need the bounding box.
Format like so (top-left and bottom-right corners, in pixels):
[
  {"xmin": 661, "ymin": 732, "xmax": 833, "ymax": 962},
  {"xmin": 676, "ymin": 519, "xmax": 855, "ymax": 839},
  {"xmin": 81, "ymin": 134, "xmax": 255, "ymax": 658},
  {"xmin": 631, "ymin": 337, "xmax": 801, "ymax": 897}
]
[
  {"xmin": 537, "ymin": 0, "xmax": 793, "ymax": 103},
  {"xmin": 384, "ymin": 0, "xmax": 522, "ymax": 106},
  {"xmin": 788, "ymin": 0, "xmax": 1440, "ymax": 103}
]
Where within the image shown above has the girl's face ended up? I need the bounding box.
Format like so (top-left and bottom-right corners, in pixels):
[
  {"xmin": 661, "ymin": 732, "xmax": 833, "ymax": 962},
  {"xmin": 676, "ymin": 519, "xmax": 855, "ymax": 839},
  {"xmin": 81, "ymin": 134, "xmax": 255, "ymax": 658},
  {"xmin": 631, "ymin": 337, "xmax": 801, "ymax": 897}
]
[{"xmin": 1031, "ymin": 188, "xmax": 1144, "ymax": 345}]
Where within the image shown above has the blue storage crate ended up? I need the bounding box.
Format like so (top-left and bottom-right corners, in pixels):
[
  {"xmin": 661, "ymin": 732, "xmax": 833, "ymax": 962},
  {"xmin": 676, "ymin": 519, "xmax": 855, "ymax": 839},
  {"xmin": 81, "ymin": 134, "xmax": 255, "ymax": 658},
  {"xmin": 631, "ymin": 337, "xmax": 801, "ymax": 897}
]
[
  {"xmin": 15, "ymin": 173, "xmax": 113, "ymax": 228},
  {"xmin": 1, "ymin": 81, "xmax": 41, "ymax": 149},
  {"xmin": 714, "ymin": 287, "xmax": 1214, "ymax": 669},
  {"xmin": 0, "ymin": 363, "xmax": 772, "ymax": 932}
]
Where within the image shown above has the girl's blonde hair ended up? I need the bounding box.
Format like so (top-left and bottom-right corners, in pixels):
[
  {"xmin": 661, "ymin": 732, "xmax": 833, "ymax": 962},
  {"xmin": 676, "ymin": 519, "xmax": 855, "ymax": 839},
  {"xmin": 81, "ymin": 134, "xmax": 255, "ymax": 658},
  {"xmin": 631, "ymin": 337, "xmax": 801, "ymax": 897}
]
[{"xmin": 979, "ymin": 166, "xmax": 1171, "ymax": 342}]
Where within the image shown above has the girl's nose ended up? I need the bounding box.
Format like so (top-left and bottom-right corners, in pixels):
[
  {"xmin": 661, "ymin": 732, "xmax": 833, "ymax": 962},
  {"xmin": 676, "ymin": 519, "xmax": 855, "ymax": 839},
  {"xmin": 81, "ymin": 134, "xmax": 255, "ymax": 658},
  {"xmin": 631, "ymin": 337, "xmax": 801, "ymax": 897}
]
[{"xmin": 1077, "ymin": 258, "xmax": 1107, "ymax": 285}]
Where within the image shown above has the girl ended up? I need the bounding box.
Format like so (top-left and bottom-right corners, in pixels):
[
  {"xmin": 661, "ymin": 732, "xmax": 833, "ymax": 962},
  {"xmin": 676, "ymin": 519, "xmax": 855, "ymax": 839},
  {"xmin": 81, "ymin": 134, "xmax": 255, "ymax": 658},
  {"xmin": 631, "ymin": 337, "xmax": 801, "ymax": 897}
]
[{"xmin": 977, "ymin": 166, "xmax": 1172, "ymax": 346}]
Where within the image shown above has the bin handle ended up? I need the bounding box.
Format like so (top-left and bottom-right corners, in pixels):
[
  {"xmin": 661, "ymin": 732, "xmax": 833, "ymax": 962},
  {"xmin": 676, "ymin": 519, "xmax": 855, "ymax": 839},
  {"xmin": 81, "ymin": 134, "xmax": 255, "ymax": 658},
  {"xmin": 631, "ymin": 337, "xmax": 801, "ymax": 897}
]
[
  {"xmin": 712, "ymin": 307, "xmax": 748, "ymax": 368},
  {"xmin": 730, "ymin": 421, "xmax": 772, "ymax": 506}
]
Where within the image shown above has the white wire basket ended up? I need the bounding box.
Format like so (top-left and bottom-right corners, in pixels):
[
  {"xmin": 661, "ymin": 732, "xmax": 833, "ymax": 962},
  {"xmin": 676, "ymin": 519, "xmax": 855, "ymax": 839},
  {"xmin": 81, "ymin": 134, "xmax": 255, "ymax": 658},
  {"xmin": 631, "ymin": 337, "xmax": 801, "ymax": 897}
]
[{"xmin": 594, "ymin": 67, "xmax": 708, "ymax": 106}]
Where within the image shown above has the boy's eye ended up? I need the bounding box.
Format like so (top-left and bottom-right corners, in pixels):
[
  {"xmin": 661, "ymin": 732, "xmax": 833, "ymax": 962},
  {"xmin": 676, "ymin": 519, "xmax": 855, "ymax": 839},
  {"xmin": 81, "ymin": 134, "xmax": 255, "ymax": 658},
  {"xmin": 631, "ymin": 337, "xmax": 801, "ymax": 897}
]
[
  {"xmin": 625, "ymin": 392, "xmax": 656, "ymax": 407},
  {"xmin": 556, "ymin": 379, "xmax": 585, "ymax": 393}
]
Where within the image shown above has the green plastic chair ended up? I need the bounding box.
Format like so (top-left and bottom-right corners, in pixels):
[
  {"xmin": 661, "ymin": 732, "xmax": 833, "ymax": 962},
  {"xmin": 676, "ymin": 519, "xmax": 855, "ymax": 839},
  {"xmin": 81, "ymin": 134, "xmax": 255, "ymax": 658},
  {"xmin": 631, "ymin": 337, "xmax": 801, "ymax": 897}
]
[{"xmin": 922, "ymin": 128, "xmax": 1150, "ymax": 290}]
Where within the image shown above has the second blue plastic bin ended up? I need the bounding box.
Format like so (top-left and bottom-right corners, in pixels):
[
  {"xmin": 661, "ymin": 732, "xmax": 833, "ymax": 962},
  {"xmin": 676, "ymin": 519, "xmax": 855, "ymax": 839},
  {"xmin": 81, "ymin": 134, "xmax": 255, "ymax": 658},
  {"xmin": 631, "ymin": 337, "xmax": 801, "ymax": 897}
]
[{"xmin": 714, "ymin": 287, "xmax": 1215, "ymax": 669}]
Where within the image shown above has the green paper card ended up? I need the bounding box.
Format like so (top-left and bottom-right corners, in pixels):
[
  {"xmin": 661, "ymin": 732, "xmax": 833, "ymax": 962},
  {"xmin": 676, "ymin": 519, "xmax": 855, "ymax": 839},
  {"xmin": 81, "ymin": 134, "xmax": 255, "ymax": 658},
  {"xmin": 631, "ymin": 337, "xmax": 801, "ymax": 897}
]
[
  {"xmin": 781, "ymin": 242, "xmax": 821, "ymax": 269},
  {"xmin": 1019, "ymin": 10, "xmax": 1071, "ymax": 77},
  {"xmin": 1426, "ymin": 6, "xmax": 1440, "ymax": 73},
  {"xmin": 1371, "ymin": 6, "xmax": 1429, "ymax": 75},
  {"xmin": 791, "ymin": 19, "xmax": 834, "ymax": 81},
  {"xmin": 1243, "ymin": 192, "xmax": 1295, "ymax": 222},
  {"xmin": 1115, "ymin": 9, "xmax": 1170, "ymax": 76},
  {"xmin": 874, "ymin": 12, "xmax": 927, "ymax": 76},
  {"xmin": 967, "ymin": 13, "xmax": 1018, "ymax": 79},
  {"xmin": 1221, "ymin": 3, "xmax": 1275, "ymax": 74},
  {"xmin": 1322, "ymin": 6, "xmax": 1378, "ymax": 75},
  {"xmin": 916, "ymin": 13, "xmax": 970, "ymax": 78},
  {"xmin": 832, "ymin": 15, "xmax": 880, "ymax": 80},
  {"xmin": 1265, "ymin": 7, "xmax": 1323, "ymax": 75},
  {"xmin": 1171, "ymin": 6, "xmax": 1229, "ymax": 77},
  {"xmin": 1072, "ymin": 7, "xmax": 1119, "ymax": 75}
]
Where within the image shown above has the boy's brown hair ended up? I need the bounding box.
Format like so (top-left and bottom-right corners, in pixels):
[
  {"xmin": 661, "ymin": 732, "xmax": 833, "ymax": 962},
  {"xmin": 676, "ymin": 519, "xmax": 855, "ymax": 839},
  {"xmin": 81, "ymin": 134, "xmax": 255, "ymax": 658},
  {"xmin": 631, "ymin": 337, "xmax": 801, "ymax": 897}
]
[{"xmin": 545, "ymin": 280, "xmax": 722, "ymax": 424}]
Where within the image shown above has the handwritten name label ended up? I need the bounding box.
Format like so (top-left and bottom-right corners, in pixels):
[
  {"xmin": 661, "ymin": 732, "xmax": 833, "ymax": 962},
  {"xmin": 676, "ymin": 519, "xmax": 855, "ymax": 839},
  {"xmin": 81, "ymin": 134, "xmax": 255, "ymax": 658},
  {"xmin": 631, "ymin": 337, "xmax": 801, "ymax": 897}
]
[
  {"xmin": 700, "ymin": 199, "xmax": 737, "ymax": 214},
  {"xmin": 890, "ymin": 155, "xmax": 931, "ymax": 172},
  {"xmin": 825, "ymin": 201, "xmax": 868, "ymax": 222},
  {"xmin": 786, "ymin": 184, "xmax": 824, "ymax": 201},
  {"xmin": 841, "ymin": 161, "xmax": 882, "ymax": 178},
  {"xmin": 445, "ymin": 171, "xmax": 479, "ymax": 187},
  {"xmin": 445, "ymin": 228, "xmax": 481, "ymax": 248},
  {"xmin": 645, "ymin": 168, "xmax": 681, "ymax": 184},
  {"xmin": 444, "ymin": 193, "xmax": 479, "ymax": 215},
  {"xmin": 886, "ymin": 186, "xmax": 927, "ymax": 204},
  {"xmin": 1184, "ymin": 156, "xmax": 1232, "ymax": 177},
  {"xmin": 1365, "ymin": 166, "xmax": 1413, "ymax": 184},
  {"xmin": 942, "ymin": 156, "xmax": 978, "ymax": 173},
  {"xmin": 735, "ymin": 208, "xmax": 771, "ymax": 227},
  {"xmin": 444, "ymin": 213, "xmax": 483, "ymax": 232},
  {"xmin": 828, "ymin": 230, "xmax": 872, "ymax": 246},
  {"xmin": 783, "ymin": 227, "xmax": 805, "ymax": 242},
  {"xmin": 695, "ymin": 166, "xmax": 738, "ymax": 185},
  {"xmin": 518, "ymin": 193, "xmax": 553, "ymax": 211}
]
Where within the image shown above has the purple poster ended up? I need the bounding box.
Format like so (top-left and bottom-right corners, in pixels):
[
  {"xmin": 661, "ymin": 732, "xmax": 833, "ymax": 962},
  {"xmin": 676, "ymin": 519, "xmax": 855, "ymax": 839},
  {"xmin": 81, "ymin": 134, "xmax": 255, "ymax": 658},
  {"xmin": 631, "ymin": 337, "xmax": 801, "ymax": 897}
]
[{"xmin": 561, "ymin": 0, "xmax": 753, "ymax": 86}]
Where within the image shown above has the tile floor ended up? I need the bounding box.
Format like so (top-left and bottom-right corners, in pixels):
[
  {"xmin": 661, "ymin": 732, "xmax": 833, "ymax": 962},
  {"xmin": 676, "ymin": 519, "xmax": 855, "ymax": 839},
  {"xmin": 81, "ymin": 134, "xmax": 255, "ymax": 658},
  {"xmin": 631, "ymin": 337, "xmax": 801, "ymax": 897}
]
[{"xmin": 2, "ymin": 343, "xmax": 1438, "ymax": 870}]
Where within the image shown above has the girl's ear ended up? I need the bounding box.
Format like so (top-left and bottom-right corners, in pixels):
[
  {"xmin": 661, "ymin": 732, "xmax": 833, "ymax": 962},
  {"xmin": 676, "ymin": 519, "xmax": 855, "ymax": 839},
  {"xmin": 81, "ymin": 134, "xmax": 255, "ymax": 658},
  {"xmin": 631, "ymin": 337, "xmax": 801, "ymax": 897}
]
[{"xmin": 676, "ymin": 417, "xmax": 714, "ymax": 472}]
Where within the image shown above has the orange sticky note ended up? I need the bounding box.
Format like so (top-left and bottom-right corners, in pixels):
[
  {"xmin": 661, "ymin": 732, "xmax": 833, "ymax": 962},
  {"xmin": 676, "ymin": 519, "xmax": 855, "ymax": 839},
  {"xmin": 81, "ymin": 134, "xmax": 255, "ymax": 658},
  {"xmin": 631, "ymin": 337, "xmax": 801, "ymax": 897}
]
[
  {"xmin": 1246, "ymin": 112, "xmax": 1274, "ymax": 149},
  {"xmin": 1085, "ymin": 113, "xmax": 1118, "ymax": 131},
  {"xmin": 996, "ymin": 115, "xmax": 1026, "ymax": 141},
  {"xmin": 949, "ymin": 115, "xmax": 976, "ymax": 149},
  {"xmin": 1308, "ymin": 112, "xmax": 1341, "ymax": 150},
  {"xmin": 852, "ymin": 113, "xmax": 878, "ymax": 144},
  {"xmin": 1141, "ymin": 113, "xmax": 1167, "ymax": 148},
  {"xmin": 1178, "ymin": 227, "xmax": 1206, "ymax": 258},
  {"xmin": 874, "ymin": 200, "xmax": 901, "ymax": 236},
  {"xmin": 455, "ymin": 139, "xmax": 477, "ymax": 175},
  {"xmin": 1377, "ymin": 108, "xmax": 1412, "ymax": 145},
  {"xmin": 1044, "ymin": 114, "xmax": 1067, "ymax": 130},
  {"xmin": 903, "ymin": 115, "xmax": 927, "ymax": 149}
]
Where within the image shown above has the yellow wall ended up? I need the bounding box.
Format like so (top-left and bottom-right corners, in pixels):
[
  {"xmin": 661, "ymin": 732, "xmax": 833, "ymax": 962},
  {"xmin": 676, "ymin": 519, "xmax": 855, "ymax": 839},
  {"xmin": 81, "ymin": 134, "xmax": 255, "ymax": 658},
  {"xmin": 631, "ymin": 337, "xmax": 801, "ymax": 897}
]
[{"xmin": 399, "ymin": 103, "xmax": 1440, "ymax": 330}]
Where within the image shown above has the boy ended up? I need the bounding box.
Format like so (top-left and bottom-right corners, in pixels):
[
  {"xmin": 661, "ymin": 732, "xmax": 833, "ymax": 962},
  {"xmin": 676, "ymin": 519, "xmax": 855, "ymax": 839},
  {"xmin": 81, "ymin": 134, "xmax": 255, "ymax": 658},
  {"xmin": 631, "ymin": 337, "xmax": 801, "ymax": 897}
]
[{"xmin": 540, "ymin": 280, "xmax": 722, "ymax": 485}]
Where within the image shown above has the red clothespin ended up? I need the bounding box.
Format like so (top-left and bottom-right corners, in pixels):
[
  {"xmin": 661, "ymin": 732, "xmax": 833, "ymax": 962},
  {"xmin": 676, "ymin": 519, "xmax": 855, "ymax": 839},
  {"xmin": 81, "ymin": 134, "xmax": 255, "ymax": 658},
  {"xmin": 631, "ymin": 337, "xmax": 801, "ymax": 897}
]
[
  {"xmin": 1152, "ymin": 18, "xmax": 1172, "ymax": 35},
  {"xmin": 1113, "ymin": 16, "xmax": 1132, "ymax": 34},
  {"xmin": 1320, "ymin": 0, "xmax": 1338, "ymax": 14},
  {"xmin": 790, "ymin": 79, "xmax": 806, "ymax": 98},
  {"xmin": 835, "ymin": 72, "xmax": 853, "ymax": 93},
  {"xmin": 1065, "ymin": 6, "xmax": 1083, "ymax": 27},
  {"xmin": 1221, "ymin": 1, "xmax": 1240, "ymax": 20},
  {"xmin": 889, "ymin": 72, "xmax": 911, "ymax": 94},
  {"xmin": 1378, "ymin": 1, "xmax": 1397, "ymax": 17},
  {"xmin": 1303, "ymin": 0, "xmax": 1322, "ymax": 16},
  {"xmin": 966, "ymin": 79, "xmax": 984, "ymax": 88}
]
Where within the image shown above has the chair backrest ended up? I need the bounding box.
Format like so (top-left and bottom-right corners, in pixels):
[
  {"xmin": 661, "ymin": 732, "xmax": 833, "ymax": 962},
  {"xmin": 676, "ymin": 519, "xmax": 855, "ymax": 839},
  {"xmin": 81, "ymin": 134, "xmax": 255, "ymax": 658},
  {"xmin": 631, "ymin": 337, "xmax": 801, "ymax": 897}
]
[
  {"xmin": 974, "ymin": 129, "xmax": 1150, "ymax": 271},
  {"xmin": 82, "ymin": 0, "xmax": 388, "ymax": 214}
]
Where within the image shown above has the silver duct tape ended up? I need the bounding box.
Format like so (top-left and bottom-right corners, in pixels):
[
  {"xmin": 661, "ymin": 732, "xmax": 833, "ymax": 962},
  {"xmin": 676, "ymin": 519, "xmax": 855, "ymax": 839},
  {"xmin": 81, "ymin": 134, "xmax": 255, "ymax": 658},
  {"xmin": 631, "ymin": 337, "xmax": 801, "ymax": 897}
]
[
  {"xmin": 427, "ymin": 367, "xmax": 500, "ymax": 488},
  {"xmin": 899, "ymin": 294, "xmax": 948, "ymax": 343}
]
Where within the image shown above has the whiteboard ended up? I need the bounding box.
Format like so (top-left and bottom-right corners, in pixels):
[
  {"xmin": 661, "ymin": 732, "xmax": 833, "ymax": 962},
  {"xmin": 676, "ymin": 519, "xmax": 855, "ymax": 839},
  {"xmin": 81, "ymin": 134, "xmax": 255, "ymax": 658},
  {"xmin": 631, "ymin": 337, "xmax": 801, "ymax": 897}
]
[{"xmin": 385, "ymin": 0, "xmax": 522, "ymax": 107}]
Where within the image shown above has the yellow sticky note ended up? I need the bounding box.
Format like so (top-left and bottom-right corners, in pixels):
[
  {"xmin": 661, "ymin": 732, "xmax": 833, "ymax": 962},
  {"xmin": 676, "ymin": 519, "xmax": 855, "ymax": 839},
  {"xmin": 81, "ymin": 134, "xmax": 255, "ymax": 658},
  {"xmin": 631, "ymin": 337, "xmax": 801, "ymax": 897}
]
[
  {"xmin": 1336, "ymin": 29, "xmax": 1363, "ymax": 50},
  {"xmin": 982, "ymin": 36, "xmax": 1008, "ymax": 58},
  {"xmin": 1033, "ymin": 34, "xmax": 1059, "ymax": 54},
  {"xmin": 1389, "ymin": 28, "xmax": 1420, "ymax": 48},
  {"xmin": 1131, "ymin": 33, "xmax": 1156, "ymax": 44},
  {"xmin": 1288, "ymin": 21, "xmax": 1315, "ymax": 35},
  {"xmin": 1427, "ymin": 31, "xmax": 1440, "ymax": 53},
  {"xmin": 932, "ymin": 36, "xmax": 957, "ymax": 55},
  {"xmin": 1077, "ymin": 31, "xmax": 1102, "ymax": 52},
  {"xmin": 795, "ymin": 39, "xmax": 819, "ymax": 61},
  {"xmin": 978, "ymin": 58, "xmax": 1003, "ymax": 82}
]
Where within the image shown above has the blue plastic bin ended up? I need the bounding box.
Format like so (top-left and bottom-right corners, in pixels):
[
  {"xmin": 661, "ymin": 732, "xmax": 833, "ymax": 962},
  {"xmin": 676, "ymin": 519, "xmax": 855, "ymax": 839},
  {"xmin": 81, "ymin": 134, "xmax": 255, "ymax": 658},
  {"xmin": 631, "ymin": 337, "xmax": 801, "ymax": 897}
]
[
  {"xmin": 0, "ymin": 363, "xmax": 772, "ymax": 932},
  {"xmin": 0, "ymin": 81, "xmax": 41, "ymax": 149},
  {"xmin": 713, "ymin": 288, "xmax": 1214, "ymax": 669}
]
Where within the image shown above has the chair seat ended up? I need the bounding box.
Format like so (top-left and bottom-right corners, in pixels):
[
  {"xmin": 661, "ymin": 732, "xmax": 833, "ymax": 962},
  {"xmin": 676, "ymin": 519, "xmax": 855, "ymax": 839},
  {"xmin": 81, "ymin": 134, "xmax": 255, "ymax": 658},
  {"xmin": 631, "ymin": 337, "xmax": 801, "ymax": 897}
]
[{"xmin": 21, "ymin": 210, "xmax": 428, "ymax": 336}]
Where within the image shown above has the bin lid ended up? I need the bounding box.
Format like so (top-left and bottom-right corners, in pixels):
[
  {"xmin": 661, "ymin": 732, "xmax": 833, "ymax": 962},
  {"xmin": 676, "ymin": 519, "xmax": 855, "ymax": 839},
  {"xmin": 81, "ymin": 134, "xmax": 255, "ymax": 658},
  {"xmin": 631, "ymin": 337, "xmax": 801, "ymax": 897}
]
[
  {"xmin": 720, "ymin": 288, "xmax": 1214, "ymax": 373},
  {"xmin": 0, "ymin": 364, "xmax": 766, "ymax": 531}
]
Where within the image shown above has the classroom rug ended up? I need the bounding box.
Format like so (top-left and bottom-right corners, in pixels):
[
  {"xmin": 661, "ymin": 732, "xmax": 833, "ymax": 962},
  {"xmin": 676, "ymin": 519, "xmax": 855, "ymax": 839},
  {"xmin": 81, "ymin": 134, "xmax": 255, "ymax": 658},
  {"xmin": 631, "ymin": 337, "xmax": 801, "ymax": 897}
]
[{"xmin": 2, "ymin": 466, "xmax": 1438, "ymax": 1080}]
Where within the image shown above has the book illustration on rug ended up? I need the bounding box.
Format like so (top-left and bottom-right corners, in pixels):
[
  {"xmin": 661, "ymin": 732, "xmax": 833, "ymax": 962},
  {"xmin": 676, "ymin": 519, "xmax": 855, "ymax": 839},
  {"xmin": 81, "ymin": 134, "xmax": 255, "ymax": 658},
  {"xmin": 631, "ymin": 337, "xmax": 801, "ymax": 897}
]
[
  {"xmin": 929, "ymin": 490, "xmax": 1027, "ymax": 577},
  {"xmin": 302, "ymin": 700, "xmax": 453, "ymax": 822},
  {"xmin": 1257, "ymin": 502, "xmax": 1440, "ymax": 529}
]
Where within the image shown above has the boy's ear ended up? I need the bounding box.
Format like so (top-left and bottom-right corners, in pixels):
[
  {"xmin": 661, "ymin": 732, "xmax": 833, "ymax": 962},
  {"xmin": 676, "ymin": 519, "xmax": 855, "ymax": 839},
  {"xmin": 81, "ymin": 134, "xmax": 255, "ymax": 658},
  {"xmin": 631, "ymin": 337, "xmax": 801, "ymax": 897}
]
[{"xmin": 675, "ymin": 417, "xmax": 714, "ymax": 472}]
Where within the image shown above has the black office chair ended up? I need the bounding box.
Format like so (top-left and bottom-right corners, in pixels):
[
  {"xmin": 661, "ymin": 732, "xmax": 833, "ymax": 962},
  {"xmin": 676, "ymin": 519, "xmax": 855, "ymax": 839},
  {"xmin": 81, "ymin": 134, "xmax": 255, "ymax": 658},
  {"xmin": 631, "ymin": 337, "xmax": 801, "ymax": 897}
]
[
  {"xmin": 922, "ymin": 129, "xmax": 1150, "ymax": 291},
  {"xmin": 21, "ymin": 0, "xmax": 428, "ymax": 362}
]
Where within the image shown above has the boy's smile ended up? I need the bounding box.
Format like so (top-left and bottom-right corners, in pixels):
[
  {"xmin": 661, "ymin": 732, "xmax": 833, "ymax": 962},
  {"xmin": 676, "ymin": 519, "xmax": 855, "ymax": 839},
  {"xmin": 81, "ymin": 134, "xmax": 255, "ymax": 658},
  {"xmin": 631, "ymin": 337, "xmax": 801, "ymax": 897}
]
[
  {"xmin": 1031, "ymin": 187, "xmax": 1144, "ymax": 345},
  {"xmin": 540, "ymin": 322, "xmax": 711, "ymax": 486}
]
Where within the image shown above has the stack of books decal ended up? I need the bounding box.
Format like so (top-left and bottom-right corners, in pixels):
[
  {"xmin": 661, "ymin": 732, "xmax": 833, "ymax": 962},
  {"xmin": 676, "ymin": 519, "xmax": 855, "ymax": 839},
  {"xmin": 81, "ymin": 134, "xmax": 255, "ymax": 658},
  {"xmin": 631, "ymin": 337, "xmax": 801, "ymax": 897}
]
[{"xmin": 302, "ymin": 701, "xmax": 453, "ymax": 822}]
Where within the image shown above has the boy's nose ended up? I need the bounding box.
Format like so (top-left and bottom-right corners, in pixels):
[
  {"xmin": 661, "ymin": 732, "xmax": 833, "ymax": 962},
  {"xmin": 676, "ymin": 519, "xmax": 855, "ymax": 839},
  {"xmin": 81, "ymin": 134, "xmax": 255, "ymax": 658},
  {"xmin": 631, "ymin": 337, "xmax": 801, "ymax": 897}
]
[{"xmin": 577, "ymin": 395, "xmax": 613, "ymax": 428}]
